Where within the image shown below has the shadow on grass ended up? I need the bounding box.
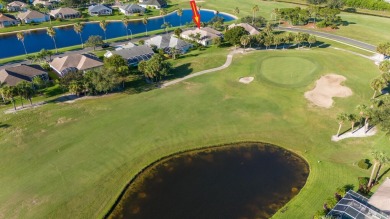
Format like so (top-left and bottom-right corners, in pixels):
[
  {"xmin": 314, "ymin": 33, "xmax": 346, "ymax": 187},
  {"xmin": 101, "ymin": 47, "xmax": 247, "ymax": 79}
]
[
  {"xmin": 165, "ymin": 63, "xmax": 192, "ymax": 80},
  {"xmin": 378, "ymin": 168, "xmax": 390, "ymax": 182},
  {"xmin": 0, "ymin": 123, "xmax": 11, "ymax": 129},
  {"xmin": 124, "ymin": 75, "xmax": 158, "ymax": 95}
]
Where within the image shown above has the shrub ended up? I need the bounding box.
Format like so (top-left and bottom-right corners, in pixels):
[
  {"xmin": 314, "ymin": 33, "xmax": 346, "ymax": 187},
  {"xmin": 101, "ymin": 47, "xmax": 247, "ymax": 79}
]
[
  {"xmin": 313, "ymin": 209, "xmax": 327, "ymax": 219},
  {"xmin": 357, "ymin": 159, "xmax": 371, "ymax": 169},
  {"xmin": 316, "ymin": 20, "xmax": 327, "ymax": 28},
  {"xmin": 326, "ymin": 197, "xmax": 338, "ymax": 209}
]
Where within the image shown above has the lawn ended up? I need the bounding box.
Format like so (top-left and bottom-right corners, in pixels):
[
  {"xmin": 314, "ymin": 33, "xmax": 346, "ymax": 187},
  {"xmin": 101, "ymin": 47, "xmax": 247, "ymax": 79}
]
[{"xmin": 0, "ymin": 45, "xmax": 389, "ymax": 218}]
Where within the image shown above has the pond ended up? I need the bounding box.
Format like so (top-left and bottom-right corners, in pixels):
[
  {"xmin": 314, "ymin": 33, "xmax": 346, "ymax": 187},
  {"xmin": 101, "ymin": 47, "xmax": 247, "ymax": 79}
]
[
  {"xmin": 108, "ymin": 143, "xmax": 309, "ymax": 219},
  {"xmin": 0, "ymin": 9, "xmax": 235, "ymax": 59}
]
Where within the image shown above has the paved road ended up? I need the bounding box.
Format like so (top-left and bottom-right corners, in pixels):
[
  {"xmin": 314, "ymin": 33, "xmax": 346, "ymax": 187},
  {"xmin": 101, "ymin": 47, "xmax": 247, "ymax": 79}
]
[
  {"xmin": 278, "ymin": 27, "xmax": 377, "ymax": 52},
  {"xmin": 161, "ymin": 49, "xmax": 245, "ymax": 88}
]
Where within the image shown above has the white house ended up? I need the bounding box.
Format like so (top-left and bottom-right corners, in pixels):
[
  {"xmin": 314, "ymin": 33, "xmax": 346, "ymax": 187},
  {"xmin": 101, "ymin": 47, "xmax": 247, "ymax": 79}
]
[
  {"xmin": 88, "ymin": 4, "xmax": 112, "ymax": 16},
  {"xmin": 180, "ymin": 27, "xmax": 222, "ymax": 46},
  {"xmin": 119, "ymin": 4, "xmax": 145, "ymax": 15},
  {"xmin": 145, "ymin": 34, "xmax": 192, "ymax": 54},
  {"xmin": 17, "ymin": 10, "xmax": 50, "ymax": 24},
  {"xmin": 33, "ymin": 0, "xmax": 53, "ymax": 8},
  {"xmin": 7, "ymin": 1, "xmax": 27, "ymax": 12},
  {"xmin": 49, "ymin": 54, "xmax": 103, "ymax": 76},
  {"xmin": 50, "ymin": 7, "xmax": 80, "ymax": 19},
  {"xmin": 138, "ymin": 0, "xmax": 166, "ymax": 9},
  {"xmin": 228, "ymin": 23, "xmax": 260, "ymax": 35}
]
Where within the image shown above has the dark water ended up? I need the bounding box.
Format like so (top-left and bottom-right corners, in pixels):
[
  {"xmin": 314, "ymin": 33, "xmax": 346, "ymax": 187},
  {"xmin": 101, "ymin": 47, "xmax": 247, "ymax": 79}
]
[
  {"xmin": 109, "ymin": 143, "xmax": 309, "ymax": 219},
  {"xmin": 0, "ymin": 10, "xmax": 235, "ymax": 59}
]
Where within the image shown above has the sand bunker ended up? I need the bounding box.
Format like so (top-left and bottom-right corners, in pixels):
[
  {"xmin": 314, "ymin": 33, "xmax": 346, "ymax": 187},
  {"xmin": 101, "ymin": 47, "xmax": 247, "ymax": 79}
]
[
  {"xmin": 331, "ymin": 126, "xmax": 377, "ymax": 142},
  {"xmin": 305, "ymin": 74, "xmax": 352, "ymax": 108},
  {"xmin": 239, "ymin": 77, "xmax": 254, "ymax": 84}
]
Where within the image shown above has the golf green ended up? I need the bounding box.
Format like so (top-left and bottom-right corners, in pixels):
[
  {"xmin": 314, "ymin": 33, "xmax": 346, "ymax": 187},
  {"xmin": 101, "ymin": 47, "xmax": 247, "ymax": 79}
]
[{"xmin": 258, "ymin": 55, "xmax": 319, "ymax": 88}]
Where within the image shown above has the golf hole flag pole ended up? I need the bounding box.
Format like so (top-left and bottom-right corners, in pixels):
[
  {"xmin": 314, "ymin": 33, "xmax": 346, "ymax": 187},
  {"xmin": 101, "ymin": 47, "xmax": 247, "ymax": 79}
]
[{"xmin": 190, "ymin": 0, "xmax": 201, "ymax": 29}]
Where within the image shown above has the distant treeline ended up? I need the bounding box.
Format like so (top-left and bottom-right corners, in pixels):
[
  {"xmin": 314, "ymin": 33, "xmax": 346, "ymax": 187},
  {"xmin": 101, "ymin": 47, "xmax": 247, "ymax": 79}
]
[{"xmin": 344, "ymin": 0, "xmax": 390, "ymax": 11}]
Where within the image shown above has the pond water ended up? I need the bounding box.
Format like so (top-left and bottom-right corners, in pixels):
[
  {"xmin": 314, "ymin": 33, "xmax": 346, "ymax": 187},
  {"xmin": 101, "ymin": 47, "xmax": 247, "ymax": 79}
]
[
  {"xmin": 0, "ymin": 9, "xmax": 235, "ymax": 59},
  {"xmin": 108, "ymin": 143, "xmax": 309, "ymax": 219}
]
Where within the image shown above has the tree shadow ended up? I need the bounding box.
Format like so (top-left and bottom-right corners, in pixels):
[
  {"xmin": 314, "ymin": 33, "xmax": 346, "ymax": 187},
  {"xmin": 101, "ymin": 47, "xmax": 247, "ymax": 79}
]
[
  {"xmin": 316, "ymin": 41, "xmax": 331, "ymax": 48},
  {"xmin": 378, "ymin": 168, "xmax": 390, "ymax": 182},
  {"xmin": 0, "ymin": 123, "xmax": 11, "ymax": 129},
  {"xmin": 46, "ymin": 94, "xmax": 80, "ymax": 104},
  {"xmin": 123, "ymin": 76, "xmax": 157, "ymax": 95},
  {"xmin": 165, "ymin": 63, "xmax": 192, "ymax": 80},
  {"xmin": 341, "ymin": 21, "xmax": 356, "ymax": 26}
]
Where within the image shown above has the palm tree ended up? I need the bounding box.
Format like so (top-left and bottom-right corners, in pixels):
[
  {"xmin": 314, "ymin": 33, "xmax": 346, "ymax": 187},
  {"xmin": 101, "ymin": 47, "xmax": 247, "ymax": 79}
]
[
  {"xmin": 370, "ymin": 77, "xmax": 387, "ymax": 99},
  {"xmin": 356, "ymin": 104, "xmax": 372, "ymax": 133},
  {"xmin": 177, "ymin": 8, "xmax": 183, "ymax": 27},
  {"xmin": 252, "ymin": 5, "xmax": 259, "ymax": 25},
  {"xmin": 336, "ymin": 113, "xmax": 348, "ymax": 137},
  {"xmin": 99, "ymin": 20, "xmax": 108, "ymax": 41},
  {"xmin": 47, "ymin": 27, "xmax": 58, "ymax": 53},
  {"xmin": 18, "ymin": 81, "xmax": 34, "ymax": 105},
  {"xmin": 308, "ymin": 35, "xmax": 316, "ymax": 48},
  {"xmin": 74, "ymin": 22, "xmax": 84, "ymax": 48},
  {"xmin": 160, "ymin": 9, "xmax": 167, "ymax": 24},
  {"xmin": 233, "ymin": 7, "xmax": 240, "ymax": 18},
  {"xmin": 17, "ymin": 32, "xmax": 27, "ymax": 55},
  {"xmin": 16, "ymin": 82, "xmax": 25, "ymax": 108},
  {"xmin": 2, "ymin": 86, "xmax": 17, "ymax": 110},
  {"xmin": 347, "ymin": 113, "xmax": 358, "ymax": 133},
  {"xmin": 142, "ymin": 16, "xmax": 149, "ymax": 36},
  {"xmin": 374, "ymin": 152, "xmax": 389, "ymax": 185},
  {"xmin": 368, "ymin": 151, "xmax": 388, "ymax": 187},
  {"xmin": 0, "ymin": 82, "xmax": 6, "ymax": 103},
  {"xmin": 161, "ymin": 22, "xmax": 171, "ymax": 34},
  {"xmin": 274, "ymin": 36, "xmax": 282, "ymax": 49},
  {"xmin": 122, "ymin": 16, "xmax": 130, "ymax": 40},
  {"xmin": 240, "ymin": 35, "xmax": 250, "ymax": 51}
]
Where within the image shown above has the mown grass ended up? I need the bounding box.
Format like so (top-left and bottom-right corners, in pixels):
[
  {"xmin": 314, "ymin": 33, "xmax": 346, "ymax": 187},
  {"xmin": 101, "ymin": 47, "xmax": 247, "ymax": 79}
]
[{"xmin": 0, "ymin": 45, "xmax": 389, "ymax": 218}]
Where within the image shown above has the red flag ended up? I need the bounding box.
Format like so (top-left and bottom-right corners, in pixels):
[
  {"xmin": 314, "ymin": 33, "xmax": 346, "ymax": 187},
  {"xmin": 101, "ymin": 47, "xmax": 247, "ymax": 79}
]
[{"xmin": 190, "ymin": 0, "xmax": 201, "ymax": 29}]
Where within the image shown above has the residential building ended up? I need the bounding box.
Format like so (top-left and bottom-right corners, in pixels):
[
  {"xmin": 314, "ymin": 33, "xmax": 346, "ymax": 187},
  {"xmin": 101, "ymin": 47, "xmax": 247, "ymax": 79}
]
[
  {"xmin": 32, "ymin": 0, "xmax": 52, "ymax": 8},
  {"xmin": 228, "ymin": 23, "xmax": 260, "ymax": 35},
  {"xmin": 0, "ymin": 13, "xmax": 19, "ymax": 28},
  {"xmin": 49, "ymin": 54, "xmax": 104, "ymax": 76},
  {"xmin": 368, "ymin": 178, "xmax": 390, "ymax": 214},
  {"xmin": 17, "ymin": 10, "xmax": 50, "ymax": 24},
  {"xmin": 7, "ymin": 1, "xmax": 28, "ymax": 12},
  {"xmin": 180, "ymin": 27, "xmax": 223, "ymax": 46},
  {"xmin": 145, "ymin": 34, "xmax": 192, "ymax": 54},
  {"xmin": 138, "ymin": 0, "xmax": 166, "ymax": 9},
  {"xmin": 88, "ymin": 4, "xmax": 112, "ymax": 16},
  {"xmin": 50, "ymin": 7, "xmax": 80, "ymax": 19},
  {"xmin": 118, "ymin": 4, "xmax": 145, "ymax": 15},
  {"xmin": 104, "ymin": 45, "xmax": 154, "ymax": 66},
  {"xmin": 0, "ymin": 64, "xmax": 48, "ymax": 86}
]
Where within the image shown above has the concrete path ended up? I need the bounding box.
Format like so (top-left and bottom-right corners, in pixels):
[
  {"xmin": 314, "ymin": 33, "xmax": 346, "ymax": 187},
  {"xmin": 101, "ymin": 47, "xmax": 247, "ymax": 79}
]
[
  {"xmin": 161, "ymin": 49, "xmax": 247, "ymax": 88},
  {"xmin": 278, "ymin": 27, "xmax": 377, "ymax": 53}
]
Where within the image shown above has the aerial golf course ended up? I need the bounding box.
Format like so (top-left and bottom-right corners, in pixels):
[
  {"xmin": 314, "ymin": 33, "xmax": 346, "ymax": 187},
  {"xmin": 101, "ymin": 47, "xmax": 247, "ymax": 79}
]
[{"xmin": 1, "ymin": 0, "xmax": 390, "ymax": 218}]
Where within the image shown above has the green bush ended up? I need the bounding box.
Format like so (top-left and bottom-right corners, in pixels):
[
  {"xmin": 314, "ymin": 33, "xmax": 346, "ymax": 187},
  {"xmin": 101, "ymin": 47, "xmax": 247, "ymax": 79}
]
[
  {"xmin": 358, "ymin": 159, "xmax": 370, "ymax": 169},
  {"xmin": 313, "ymin": 209, "xmax": 326, "ymax": 219}
]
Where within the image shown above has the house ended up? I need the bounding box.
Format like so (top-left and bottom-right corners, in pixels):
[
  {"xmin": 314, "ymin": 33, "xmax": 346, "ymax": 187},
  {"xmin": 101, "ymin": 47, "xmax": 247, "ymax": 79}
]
[
  {"xmin": 49, "ymin": 54, "xmax": 103, "ymax": 76},
  {"xmin": 327, "ymin": 190, "xmax": 389, "ymax": 219},
  {"xmin": 118, "ymin": 3, "xmax": 145, "ymax": 15},
  {"xmin": 17, "ymin": 10, "xmax": 50, "ymax": 24},
  {"xmin": 7, "ymin": 1, "xmax": 28, "ymax": 12},
  {"xmin": 114, "ymin": 42, "xmax": 136, "ymax": 51},
  {"xmin": 104, "ymin": 45, "xmax": 154, "ymax": 66},
  {"xmin": 32, "ymin": 0, "xmax": 52, "ymax": 8},
  {"xmin": 50, "ymin": 7, "xmax": 80, "ymax": 19},
  {"xmin": 0, "ymin": 13, "xmax": 19, "ymax": 28},
  {"xmin": 88, "ymin": 4, "xmax": 112, "ymax": 16},
  {"xmin": 228, "ymin": 23, "xmax": 260, "ymax": 35},
  {"xmin": 138, "ymin": 0, "xmax": 166, "ymax": 9},
  {"xmin": 368, "ymin": 178, "xmax": 390, "ymax": 214},
  {"xmin": 0, "ymin": 64, "xmax": 48, "ymax": 86},
  {"xmin": 145, "ymin": 34, "xmax": 192, "ymax": 54},
  {"xmin": 180, "ymin": 27, "xmax": 223, "ymax": 46}
]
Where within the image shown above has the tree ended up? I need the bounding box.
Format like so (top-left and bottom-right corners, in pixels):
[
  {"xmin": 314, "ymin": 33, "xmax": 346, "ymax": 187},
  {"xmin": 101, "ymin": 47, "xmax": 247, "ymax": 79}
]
[
  {"xmin": 356, "ymin": 104, "xmax": 372, "ymax": 133},
  {"xmin": 174, "ymin": 28, "xmax": 182, "ymax": 37},
  {"xmin": 177, "ymin": 8, "xmax": 183, "ymax": 27},
  {"xmin": 368, "ymin": 151, "xmax": 385, "ymax": 188},
  {"xmin": 371, "ymin": 97, "xmax": 390, "ymax": 136},
  {"xmin": 374, "ymin": 152, "xmax": 389, "ymax": 185},
  {"xmin": 307, "ymin": 0, "xmax": 326, "ymax": 5},
  {"xmin": 336, "ymin": 112, "xmax": 348, "ymax": 136},
  {"xmin": 273, "ymin": 36, "xmax": 282, "ymax": 49},
  {"xmin": 308, "ymin": 5, "xmax": 320, "ymax": 24},
  {"xmin": 103, "ymin": 54, "xmax": 129, "ymax": 88},
  {"xmin": 68, "ymin": 80, "xmax": 84, "ymax": 96},
  {"xmin": 264, "ymin": 35, "xmax": 274, "ymax": 50},
  {"xmin": 169, "ymin": 47, "xmax": 181, "ymax": 60},
  {"xmin": 32, "ymin": 76, "xmax": 45, "ymax": 91},
  {"xmin": 122, "ymin": 16, "xmax": 130, "ymax": 40},
  {"xmin": 376, "ymin": 42, "xmax": 390, "ymax": 56},
  {"xmin": 370, "ymin": 77, "xmax": 387, "ymax": 99},
  {"xmin": 17, "ymin": 32, "xmax": 27, "ymax": 55},
  {"xmin": 16, "ymin": 81, "xmax": 35, "ymax": 106},
  {"xmin": 99, "ymin": 20, "xmax": 108, "ymax": 41},
  {"xmin": 327, "ymin": 0, "xmax": 345, "ymax": 9},
  {"xmin": 252, "ymin": 5, "xmax": 259, "ymax": 25},
  {"xmin": 0, "ymin": 82, "xmax": 6, "ymax": 103},
  {"xmin": 160, "ymin": 8, "xmax": 167, "ymax": 24},
  {"xmin": 308, "ymin": 35, "xmax": 317, "ymax": 48},
  {"xmin": 138, "ymin": 54, "xmax": 171, "ymax": 82},
  {"xmin": 263, "ymin": 22, "xmax": 273, "ymax": 36},
  {"xmin": 240, "ymin": 35, "xmax": 250, "ymax": 50},
  {"xmin": 347, "ymin": 113, "xmax": 358, "ymax": 132},
  {"xmin": 212, "ymin": 37, "xmax": 222, "ymax": 47},
  {"xmin": 1, "ymin": 86, "xmax": 17, "ymax": 110},
  {"xmin": 294, "ymin": 32, "xmax": 305, "ymax": 48},
  {"xmin": 73, "ymin": 22, "xmax": 85, "ymax": 48},
  {"xmin": 47, "ymin": 27, "xmax": 58, "ymax": 53},
  {"xmin": 379, "ymin": 60, "xmax": 390, "ymax": 73},
  {"xmin": 161, "ymin": 22, "xmax": 171, "ymax": 34},
  {"xmin": 142, "ymin": 16, "xmax": 148, "ymax": 36},
  {"xmin": 224, "ymin": 26, "xmax": 249, "ymax": 48},
  {"xmin": 85, "ymin": 35, "xmax": 104, "ymax": 51}
]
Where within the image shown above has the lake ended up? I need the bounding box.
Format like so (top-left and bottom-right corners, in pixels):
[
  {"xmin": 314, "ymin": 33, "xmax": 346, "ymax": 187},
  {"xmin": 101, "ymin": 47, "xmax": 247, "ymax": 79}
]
[
  {"xmin": 108, "ymin": 142, "xmax": 309, "ymax": 219},
  {"xmin": 0, "ymin": 9, "xmax": 235, "ymax": 59}
]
